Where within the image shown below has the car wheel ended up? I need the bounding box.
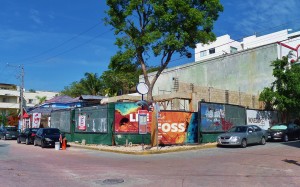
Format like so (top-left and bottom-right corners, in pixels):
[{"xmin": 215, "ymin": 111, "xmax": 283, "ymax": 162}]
[
  {"xmin": 241, "ymin": 139, "xmax": 247, "ymax": 148},
  {"xmin": 283, "ymin": 134, "xmax": 289, "ymax": 142},
  {"xmin": 17, "ymin": 137, "xmax": 21, "ymax": 144},
  {"xmin": 25, "ymin": 138, "xmax": 29, "ymax": 145},
  {"xmin": 34, "ymin": 140, "xmax": 37, "ymax": 146},
  {"xmin": 260, "ymin": 137, "xmax": 266, "ymax": 145}
]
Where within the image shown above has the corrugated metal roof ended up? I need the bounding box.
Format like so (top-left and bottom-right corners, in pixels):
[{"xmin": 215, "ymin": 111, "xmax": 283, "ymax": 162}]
[
  {"xmin": 79, "ymin": 95, "xmax": 106, "ymax": 100},
  {"xmin": 28, "ymin": 107, "xmax": 60, "ymax": 115},
  {"xmin": 44, "ymin": 95, "xmax": 80, "ymax": 104}
]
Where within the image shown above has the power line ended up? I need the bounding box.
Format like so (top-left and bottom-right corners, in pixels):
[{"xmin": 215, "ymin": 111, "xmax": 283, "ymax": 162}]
[
  {"xmin": 26, "ymin": 28, "xmax": 114, "ymax": 65},
  {"xmin": 11, "ymin": 22, "xmax": 103, "ymax": 64}
]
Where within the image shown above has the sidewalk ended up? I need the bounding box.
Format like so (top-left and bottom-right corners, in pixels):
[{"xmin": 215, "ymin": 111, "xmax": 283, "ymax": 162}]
[{"xmin": 68, "ymin": 142, "xmax": 217, "ymax": 155}]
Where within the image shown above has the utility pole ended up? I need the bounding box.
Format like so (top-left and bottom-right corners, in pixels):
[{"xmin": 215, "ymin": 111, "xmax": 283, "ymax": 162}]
[
  {"xmin": 6, "ymin": 63, "xmax": 24, "ymax": 129},
  {"xmin": 20, "ymin": 65, "xmax": 24, "ymax": 129}
]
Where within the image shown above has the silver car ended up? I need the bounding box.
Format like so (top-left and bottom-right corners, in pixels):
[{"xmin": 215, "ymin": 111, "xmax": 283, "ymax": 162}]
[{"xmin": 217, "ymin": 125, "xmax": 268, "ymax": 148}]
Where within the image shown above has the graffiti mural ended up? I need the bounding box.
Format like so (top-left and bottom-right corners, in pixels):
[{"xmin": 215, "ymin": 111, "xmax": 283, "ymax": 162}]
[
  {"xmin": 246, "ymin": 109, "xmax": 279, "ymax": 130},
  {"xmin": 200, "ymin": 103, "xmax": 235, "ymax": 132},
  {"xmin": 158, "ymin": 111, "xmax": 198, "ymax": 145},
  {"xmin": 114, "ymin": 103, "xmax": 151, "ymax": 133}
]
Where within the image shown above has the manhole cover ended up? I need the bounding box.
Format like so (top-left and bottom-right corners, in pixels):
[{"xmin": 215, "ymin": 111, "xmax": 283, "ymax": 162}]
[{"xmin": 101, "ymin": 178, "xmax": 124, "ymax": 185}]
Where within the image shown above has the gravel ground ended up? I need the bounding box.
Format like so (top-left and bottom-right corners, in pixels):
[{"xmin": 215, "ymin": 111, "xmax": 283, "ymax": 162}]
[{"xmin": 68, "ymin": 142, "xmax": 217, "ymax": 154}]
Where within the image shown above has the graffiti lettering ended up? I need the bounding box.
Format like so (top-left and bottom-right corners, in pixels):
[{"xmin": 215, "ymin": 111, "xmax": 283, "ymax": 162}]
[
  {"xmin": 248, "ymin": 118, "xmax": 265, "ymax": 125},
  {"xmin": 159, "ymin": 123, "xmax": 185, "ymax": 133}
]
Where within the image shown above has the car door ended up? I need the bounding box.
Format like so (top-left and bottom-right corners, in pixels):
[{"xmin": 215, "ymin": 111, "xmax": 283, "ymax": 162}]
[
  {"xmin": 247, "ymin": 126, "xmax": 256, "ymax": 144},
  {"xmin": 253, "ymin": 125, "xmax": 263, "ymax": 142},
  {"xmin": 287, "ymin": 124, "xmax": 296, "ymax": 139},
  {"xmin": 35, "ymin": 129, "xmax": 43, "ymax": 145},
  {"xmin": 20, "ymin": 129, "xmax": 28, "ymax": 142}
]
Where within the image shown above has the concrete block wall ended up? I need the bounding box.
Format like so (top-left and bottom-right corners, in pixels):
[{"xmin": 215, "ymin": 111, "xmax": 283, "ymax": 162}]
[{"xmin": 179, "ymin": 82, "xmax": 260, "ymax": 111}]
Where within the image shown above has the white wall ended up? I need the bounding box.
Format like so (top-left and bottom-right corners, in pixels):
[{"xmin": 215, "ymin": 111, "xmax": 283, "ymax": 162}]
[
  {"xmin": 195, "ymin": 35, "xmax": 241, "ymax": 62},
  {"xmin": 195, "ymin": 29, "xmax": 299, "ymax": 62}
]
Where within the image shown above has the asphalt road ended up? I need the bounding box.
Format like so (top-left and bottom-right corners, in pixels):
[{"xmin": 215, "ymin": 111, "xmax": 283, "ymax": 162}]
[{"xmin": 0, "ymin": 140, "xmax": 300, "ymax": 187}]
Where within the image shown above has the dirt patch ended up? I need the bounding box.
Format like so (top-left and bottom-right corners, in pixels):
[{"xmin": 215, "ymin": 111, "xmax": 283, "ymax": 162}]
[{"xmin": 68, "ymin": 142, "xmax": 217, "ymax": 154}]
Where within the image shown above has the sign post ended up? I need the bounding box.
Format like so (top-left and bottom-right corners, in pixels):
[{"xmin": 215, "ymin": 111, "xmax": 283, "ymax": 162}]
[{"xmin": 136, "ymin": 82, "xmax": 149, "ymax": 150}]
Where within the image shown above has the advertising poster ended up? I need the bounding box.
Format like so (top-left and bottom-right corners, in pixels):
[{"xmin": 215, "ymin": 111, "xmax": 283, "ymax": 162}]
[
  {"xmin": 246, "ymin": 110, "xmax": 279, "ymax": 130},
  {"xmin": 32, "ymin": 113, "xmax": 41, "ymax": 128},
  {"xmin": 114, "ymin": 103, "xmax": 151, "ymax": 133},
  {"xmin": 78, "ymin": 115, "xmax": 86, "ymax": 130},
  {"xmin": 158, "ymin": 111, "xmax": 198, "ymax": 145}
]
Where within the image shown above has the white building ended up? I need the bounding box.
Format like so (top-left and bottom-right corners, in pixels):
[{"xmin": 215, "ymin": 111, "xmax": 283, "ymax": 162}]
[
  {"xmin": 195, "ymin": 29, "xmax": 300, "ymax": 63},
  {"xmin": 0, "ymin": 83, "xmax": 58, "ymax": 114}
]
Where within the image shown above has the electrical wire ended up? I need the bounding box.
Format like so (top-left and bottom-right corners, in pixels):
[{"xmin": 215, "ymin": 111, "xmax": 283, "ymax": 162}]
[
  {"xmin": 25, "ymin": 28, "xmax": 114, "ymax": 65},
  {"xmin": 11, "ymin": 22, "xmax": 103, "ymax": 64}
]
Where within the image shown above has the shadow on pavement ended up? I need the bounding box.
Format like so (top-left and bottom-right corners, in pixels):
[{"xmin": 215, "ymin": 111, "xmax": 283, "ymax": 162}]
[
  {"xmin": 283, "ymin": 159, "xmax": 300, "ymax": 166},
  {"xmin": 280, "ymin": 140, "xmax": 300, "ymax": 148}
]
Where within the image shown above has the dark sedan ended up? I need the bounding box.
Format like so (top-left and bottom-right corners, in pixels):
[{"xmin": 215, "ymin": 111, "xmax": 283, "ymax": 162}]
[
  {"xmin": 268, "ymin": 123, "xmax": 300, "ymax": 142},
  {"xmin": 34, "ymin": 128, "xmax": 61, "ymax": 148},
  {"xmin": 0, "ymin": 126, "xmax": 18, "ymax": 140},
  {"xmin": 17, "ymin": 128, "xmax": 39, "ymax": 145}
]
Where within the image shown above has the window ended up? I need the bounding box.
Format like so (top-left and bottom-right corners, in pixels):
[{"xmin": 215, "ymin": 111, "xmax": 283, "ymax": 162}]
[
  {"xmin": 230, "ymin": 46, "xmax": 237, "ymax": 53},
  {"xmin": 200, "ymin": 50, "xmax": 207, "ymax": 57},
  {"xmin": 28, "ymin": 99, "xmax": 34, "ymax": 104},
  {"xmin": 209, "ymin": 48, "xmax": 215, "ymax": 54}
]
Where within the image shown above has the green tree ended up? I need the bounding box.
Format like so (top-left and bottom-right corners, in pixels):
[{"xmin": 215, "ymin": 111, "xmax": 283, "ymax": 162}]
[
  {"xmin": 61, "ymin": 73, "xmax": 103, "ymax": 97},
  {"xmin": 61, "ymin": 81, "xmax": 85, "ymax": 97},
  {"xmin": 259, "ymin": 56, "xmax": 300, "ymax": 119},
  {"xmin": 36, "ymin": 96, "xmax": 47, "ymax": 105},
  {"xmin": 105, "ymin": 0, "xmax": 223, "ymax": 100},
  {"xmin": 0, "ymin": 111, "xmax": 8, "ymax": 126},
  {"xmin": 80, "ymin": 73, "xmax": 103, "ymax": 95}
]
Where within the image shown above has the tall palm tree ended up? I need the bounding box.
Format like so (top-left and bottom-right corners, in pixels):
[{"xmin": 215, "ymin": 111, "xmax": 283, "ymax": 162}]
[
  {"xmin": 80, "ymin": 73, "xmax": 102, "ymax": 95},
  {"xmin": 36, "ymin": 96, "xmax": 47, "ymax": 105}
]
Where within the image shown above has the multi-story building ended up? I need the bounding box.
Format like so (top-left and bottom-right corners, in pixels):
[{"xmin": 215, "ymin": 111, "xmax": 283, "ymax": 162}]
[
  {"xmin": 195, "ymin": 29, "xmax": 300, "ymax": 62},
  {"xmin": 140, "ymin": 29, "xmax": 300, "ymax": 111},
  {"xmin": 0, "ymin": 82, "xmax": 58, "ymax": 115},
  {"xmin": 0, "ymin": 83, "xmax": 19, "ymax": 114}
]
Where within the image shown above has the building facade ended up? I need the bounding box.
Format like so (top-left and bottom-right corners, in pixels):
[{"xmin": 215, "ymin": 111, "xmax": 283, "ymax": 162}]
[
  {"xmin": 195, "ymin": 29, "xmax": 300, "ymax": 62},
  {"xmin": 140, "ymin": 29, "xmax": 300, "ymax": 111},
  {"xmin": 0, "ymin": 83, "xmax": 58, "ymax": 115}
]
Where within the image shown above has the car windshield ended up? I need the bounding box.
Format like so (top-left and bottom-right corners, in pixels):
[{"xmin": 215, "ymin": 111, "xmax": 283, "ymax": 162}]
[
  {"xmin": 270, "ymin": 124, "xmax": 287, "ymax": 130},
  {"xmin": 44, "ymin": 129, "xmax": 60, "ymax": 135},
  {"xmin": 227, "ymin": 126, "xmax": 247, "ymax": 133},
  {"xmin": 6, "ymin": 127, "xmax": 18, "ymax": 131}
]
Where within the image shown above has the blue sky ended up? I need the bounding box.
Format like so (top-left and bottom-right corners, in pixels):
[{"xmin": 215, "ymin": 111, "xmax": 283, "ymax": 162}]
[{"xmin": 0, "ymin": 0, "xmax": 300, "ymax": 92}]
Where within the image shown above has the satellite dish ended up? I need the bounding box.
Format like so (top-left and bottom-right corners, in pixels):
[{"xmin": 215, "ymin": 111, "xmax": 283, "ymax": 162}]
[{"xmin": 136, "ymin": 82, "xmax": 149, "ymax": 95}]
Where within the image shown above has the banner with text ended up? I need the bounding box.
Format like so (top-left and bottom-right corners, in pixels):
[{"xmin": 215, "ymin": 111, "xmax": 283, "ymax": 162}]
[{"xmin": 158, "ymin": 111, "xmax": 198, "ymax": 145}]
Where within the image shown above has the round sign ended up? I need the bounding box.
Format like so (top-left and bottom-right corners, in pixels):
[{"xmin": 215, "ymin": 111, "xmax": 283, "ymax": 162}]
[{"xmin": 136, "ymin": 82, "xmax": 149, "ymax": 95}]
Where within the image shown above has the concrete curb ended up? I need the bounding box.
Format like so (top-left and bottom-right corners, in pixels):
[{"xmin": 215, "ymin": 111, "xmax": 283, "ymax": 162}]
[{"xmin": 68, "ymin": 143, "xmax": 218, "ymax": 155}]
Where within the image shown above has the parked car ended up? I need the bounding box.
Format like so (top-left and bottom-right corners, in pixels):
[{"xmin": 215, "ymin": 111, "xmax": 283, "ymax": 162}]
[
  {"xmin": 17, "ymin": 128, "xmax": 39, "ymax": 145},
  {"xmin": 34, "ymin": 128, "xmax": 61, "ymax": 148},
  {"xmin": 217, "ymin": 125, "xmax": 268, "ymax": 148},
  {"xmin": 267, "ymin": 123, "xmax": 300, "ymax": 142},
  {"xmin": 0, "ymin": 126, "xmax": 19, "ymax": 140}
]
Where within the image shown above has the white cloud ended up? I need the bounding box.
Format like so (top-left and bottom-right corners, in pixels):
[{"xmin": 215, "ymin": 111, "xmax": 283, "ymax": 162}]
[{"xmin": 29, "ymin": 9, "xmax": 42, "ymax": 24}]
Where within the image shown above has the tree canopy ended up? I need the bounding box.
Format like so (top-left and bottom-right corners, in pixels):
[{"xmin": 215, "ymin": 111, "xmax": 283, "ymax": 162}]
[
  {"xmin": 259, "ymin": 56, "xmax": 300, "ymax": 119},
  {"xmin": 105, "ymin": 0, "xmax": 223, "ymax": 100},
  {"xmin": 60, "ymin": 73, "xmax": 103, "ymax": 97}
]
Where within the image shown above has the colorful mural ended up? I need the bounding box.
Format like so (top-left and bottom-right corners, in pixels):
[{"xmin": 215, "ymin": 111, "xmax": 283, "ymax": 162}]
[
  {"xmin": 158, "ymin": 111, "xmax": 198, "ymax": 145},
  {"xmin": 114, "ymin": 103, "xmax": 151, "ymax": 133},
  {"xmin": 200, "ymin": 103, "xmax": 234, "ymax": 132}
]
